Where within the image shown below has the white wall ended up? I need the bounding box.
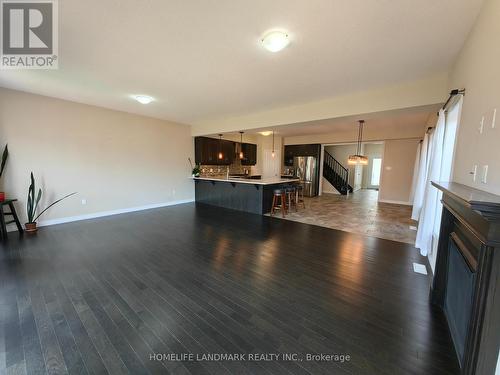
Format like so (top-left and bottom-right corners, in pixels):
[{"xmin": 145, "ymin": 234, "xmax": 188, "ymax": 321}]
[
  {"xmin": 259, "ymin": 135, "xmax": 283, "ymax": 178},
  {"xmin": 449, "ymin": 0, "xmax": 500, "ymax": 195},
  {"xmin": 447, "ymin": 0, "xmax": 500, "ymax": 371},
  {"xmin": 192, "ymin": 74, "xmax": 447, "ymax": 135},
  {"xmin": 379, "ymin": 139, "xmax": 420, "ymax": 205},
  {"xmin": 0, "ymin": 88, "xmax": 194, "ymax": 226},
  {"xmin": 284, "ymin": 121, "xmax": 427, "ymax": 146},
  {"xmin": 321, "ymin": 177, "xmax": 340, "ymax": 194},
  {"xmin": 323, "ymin": 141, "xmax": 416, "ymax": 202}
]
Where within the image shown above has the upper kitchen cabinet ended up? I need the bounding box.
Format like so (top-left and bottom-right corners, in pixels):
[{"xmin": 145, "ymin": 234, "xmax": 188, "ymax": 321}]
[
  {"xmin": 284, "ymin": 144, "xmax": 321, "ymax": 166},
  {"xmin": 195, "ymin": 137, "xmax": 216, "ymax": 164},
  {"xmin": 220, "ymin": 139, "xmax": 235, "ymax": 165},
  {"xmin": 194, "ymin": 136, "xmax": 234, "ymax": 165},
  {"xmin": 241, "ymin": 143, "xmax": 257, "ymax": 165}
]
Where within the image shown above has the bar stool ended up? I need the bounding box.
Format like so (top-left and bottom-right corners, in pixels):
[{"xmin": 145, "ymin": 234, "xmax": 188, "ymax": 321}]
[
  {"xmin": 285, "ymin": 186, "xmax": 297, "ymax": 212},
  {"xmin": 271, "ymin": 189, "xmax": 287, "ymax": 217},
  {"xmin": 0, "ymin": 199, "xmax": 24, "ymax": 241},
  {"xmin": 295, "ymin": 184, "xmax": 306, "ymax": 209}
]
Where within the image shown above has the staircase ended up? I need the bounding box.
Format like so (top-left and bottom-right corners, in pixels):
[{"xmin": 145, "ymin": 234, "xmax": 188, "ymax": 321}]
[{"xmin": 323, "ymin": 151, "xmax": 353, "ymax": 195}]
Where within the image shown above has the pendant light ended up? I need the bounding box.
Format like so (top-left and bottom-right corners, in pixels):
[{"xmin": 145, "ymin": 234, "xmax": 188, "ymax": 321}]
[
  {"xmin": 348, "ymin": 120, "xmax": 368, "ymax": 165},
  {"xmin": 271, "ymin": 131, "xmax": 275, "ymax": 158},
  {"xmin": 218, "ymin": 134, "xmax": 223, "ymax": 160},
  {"xmin": 239, "ymin": 131, "xmax": 244, "ymax": 159}
]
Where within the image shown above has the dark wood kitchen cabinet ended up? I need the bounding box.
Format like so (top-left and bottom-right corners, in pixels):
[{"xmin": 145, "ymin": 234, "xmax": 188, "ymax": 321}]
[
  {"xmin": 284, "ymin": 144, "xmax": 321, "ymax": 166},
  {"xmin": 241, "ymin": 143, "xmax": 257, "ymax": 165},
  {"xmin": 194, "ymin": 136, "xmax": 234, "ymax": 165},
  {"xmin": 195, "ymin": 137, "xmax": 216, "ymax": 164},
  {"xmin": 220, "ymin": 139, "xmax": 235, "ymax": 165}
]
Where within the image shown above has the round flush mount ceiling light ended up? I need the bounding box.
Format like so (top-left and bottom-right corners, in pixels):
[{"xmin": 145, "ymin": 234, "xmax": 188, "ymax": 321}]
[
  {"xmin": 259, "ymin": 131, "xmax": 273, "ymax": 136},
  {"xmin": 134, "ymin": 95, "xmax": 154, "ymax": 104},
  {"xmin": 261, "ymin": 30, "xmax": 290, "ymax": 52}
]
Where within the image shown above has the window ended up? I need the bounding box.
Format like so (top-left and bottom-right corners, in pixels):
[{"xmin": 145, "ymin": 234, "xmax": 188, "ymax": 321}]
[{"xmin": 371, "ymin": 158, "xmax": 382, "ymax": 186}]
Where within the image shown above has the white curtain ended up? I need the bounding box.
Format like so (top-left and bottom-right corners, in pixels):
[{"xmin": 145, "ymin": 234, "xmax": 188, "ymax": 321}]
[
  {"xmin": 415, "ymin": 109, "xmax": 446, "ymax": 256},
  {"xmin": 409, "ymin": 140, "xmax": 422, "ymax": 205},
  {"xmin": 411, "ymin": 131, "xmax": 432, "ymax": 220}
]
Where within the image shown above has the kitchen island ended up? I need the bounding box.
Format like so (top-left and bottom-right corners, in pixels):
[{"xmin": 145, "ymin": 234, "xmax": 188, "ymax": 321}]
[{"xmin": 193, "ymin": 177, "xmax": 300, "ymax": 215}]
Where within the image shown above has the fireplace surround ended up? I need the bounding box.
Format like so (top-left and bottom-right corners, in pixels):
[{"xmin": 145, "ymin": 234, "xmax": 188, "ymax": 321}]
[{"xmin": 431, "ymin": 182, "xmax": 500, "ymax": 374}]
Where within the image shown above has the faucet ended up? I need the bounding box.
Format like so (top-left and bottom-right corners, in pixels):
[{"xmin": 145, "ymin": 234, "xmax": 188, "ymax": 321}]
[{"xmin": 226, "ymin": 166, "xmax": 230, "ymax": 179}]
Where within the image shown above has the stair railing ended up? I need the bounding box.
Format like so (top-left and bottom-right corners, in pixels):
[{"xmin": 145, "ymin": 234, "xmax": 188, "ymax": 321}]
[{"xmin": 323, "ymin": 151, "xmax": 349, "ymax": 194}]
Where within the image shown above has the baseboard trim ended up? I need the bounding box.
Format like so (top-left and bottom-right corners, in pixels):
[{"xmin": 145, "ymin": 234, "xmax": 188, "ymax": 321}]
[
  {"xmin": 7, "ymin": 199, "xmax": 195, "ymax": 231},
  {"xmin": 322, "ymin": 190, "xmax": 341, "ymax": 195},
  {"xmin": 378, "ymin": 199, "xmax": 412, "ymax": 206}
]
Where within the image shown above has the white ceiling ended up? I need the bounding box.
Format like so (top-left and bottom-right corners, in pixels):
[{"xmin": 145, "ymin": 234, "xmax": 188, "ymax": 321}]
[
  {"xmin": 221, "ymin": 104, "xmax": 440, "ymax": 138},
  {"xmin": 0, "ymin": 0, "xmax": 483, "ymax": 125}
]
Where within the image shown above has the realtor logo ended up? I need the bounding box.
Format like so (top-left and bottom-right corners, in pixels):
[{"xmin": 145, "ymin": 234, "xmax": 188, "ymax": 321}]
[{"xmin": 1, "ymin": 0, "xmax": 58, "ymax": 69}]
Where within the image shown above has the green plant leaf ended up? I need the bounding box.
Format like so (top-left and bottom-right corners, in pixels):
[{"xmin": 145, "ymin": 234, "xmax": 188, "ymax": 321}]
[
  {"xmin": 0, "ymin": 144, "xmax": 8, "ymax": 178},
  {"xmin": 27, "ymin": 187, "xmax": 33, "ymax": 222},
  {"xmin": 25, "ymin": 172, "xmax": 75, "ymax": 223},
  {"xmin": 33, "ymin": 192, "xmax": 77, "ymax": 222},
  {"xmin": 26, "ymin": 172, "xmax": 38, "ymax": 223},
  {"xmin": 33, "ymin": 188, "xmax": 42, "ymax": 219}
]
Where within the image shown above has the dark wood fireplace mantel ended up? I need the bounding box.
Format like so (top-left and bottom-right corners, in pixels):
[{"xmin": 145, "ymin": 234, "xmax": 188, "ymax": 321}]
[{"xmin": 431, "ymin": 181, "xmax": 500, "ymax": 375}]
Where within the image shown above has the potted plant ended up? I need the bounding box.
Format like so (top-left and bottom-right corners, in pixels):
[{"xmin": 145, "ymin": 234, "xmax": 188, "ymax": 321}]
[
  {"xmin": 0, "ymin": 144, "xmax": 8, "ymax": 202},
  {"xmin": 188, "ymin": 157, "xmax": 201, "ymax": 177},
  {"xmin": 25, "ymin": 172, "xmax": 77, "ymax": 233}
]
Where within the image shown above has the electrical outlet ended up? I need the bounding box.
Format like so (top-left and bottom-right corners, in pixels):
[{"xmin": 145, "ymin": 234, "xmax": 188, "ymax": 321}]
[
  {"xmin": 479, "ymin": 116, "xmax": 484, "ymax": 134},
  {"xmin": 492, "ymin": 108, "xmax": 497, "ymax": 129},
  {"xmin": 471, "ymin": 165, "xmax": 478, "ymax": 182},
  {"xmin": 481, "ymin": 165, "xmax": 488, "ymax": 184},
  {"xmin": 81, "ymin": 199, "xmax": 87, "ymax": 205},
  {"xmin": 172, "ymin": 189, "xmax": 176, "ymax": 196}
]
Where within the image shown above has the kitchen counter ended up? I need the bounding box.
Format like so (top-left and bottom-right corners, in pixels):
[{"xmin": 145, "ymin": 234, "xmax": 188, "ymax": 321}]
[
  {"xmin": 192, "ymin": 177, "xmax": 300, "ymax": 214},
  {"xmin": 192, "ymin": 176, "xmax": 300, "ymax": 185}
]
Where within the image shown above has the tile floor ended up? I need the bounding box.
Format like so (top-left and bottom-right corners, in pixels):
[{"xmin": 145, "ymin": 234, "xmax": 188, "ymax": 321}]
[{"xmin": 270, "ymin": 189, "xmax": 418, "ymax": 244}]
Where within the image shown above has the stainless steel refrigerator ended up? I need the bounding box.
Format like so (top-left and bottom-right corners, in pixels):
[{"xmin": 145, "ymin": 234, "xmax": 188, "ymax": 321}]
[{"xmin": 293, "ymin": 156, "xmax": 318, "ymax": 197}]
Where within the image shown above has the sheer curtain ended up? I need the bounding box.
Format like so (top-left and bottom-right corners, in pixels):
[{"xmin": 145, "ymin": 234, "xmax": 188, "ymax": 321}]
[
  {"xmin": 412, "ymin": 95, "xmax": 463, "ymax": 270},
  {"xmin": 409, "ymin": 140, "xmax": 422, "ymax": 207},
  {"xmin": 415, "ymin": 109, "xmax": 446, "ymax": 256},
  {"xmin": 411, "ymin": 130, "xmax": 432, "ymax": 220}
]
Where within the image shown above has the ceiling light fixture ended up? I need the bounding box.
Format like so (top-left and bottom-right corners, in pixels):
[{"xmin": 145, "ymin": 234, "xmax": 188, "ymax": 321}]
[
  {"xmin": 272, "ymin": 131, "xmax": 275, "ymax": 158},
  {"xmin": 218, "ymin": 134, "xmax": 224, "ymax": 160},
  {"xmin": 239, "ymin": 131, "xmax": 244, "ymax": 159},
  {"xmin": 348, "ymin": 120, "xmax": 368, "ymax": 165},
  {"xmin": 259, "ymin": 131, "xmax": 273, "ymax": 136},
  {"xmin": 134, "ymin": 95, "xmax": 154, "ymax": 104},
  {"xmin": 261, "ymin": 30, "xmax": 290, "ymax": 52}
]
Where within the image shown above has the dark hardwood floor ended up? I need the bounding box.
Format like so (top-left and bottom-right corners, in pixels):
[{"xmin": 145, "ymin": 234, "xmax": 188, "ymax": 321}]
[{"xmin": 0, "ymin": 203, "xmax": 459, "ymax": 374}]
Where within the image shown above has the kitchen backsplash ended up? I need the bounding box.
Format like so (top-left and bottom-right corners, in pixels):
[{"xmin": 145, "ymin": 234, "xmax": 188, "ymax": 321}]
[{"xmin": 200, "ymin": 160, "xmax": 256, "ymax": 177}]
